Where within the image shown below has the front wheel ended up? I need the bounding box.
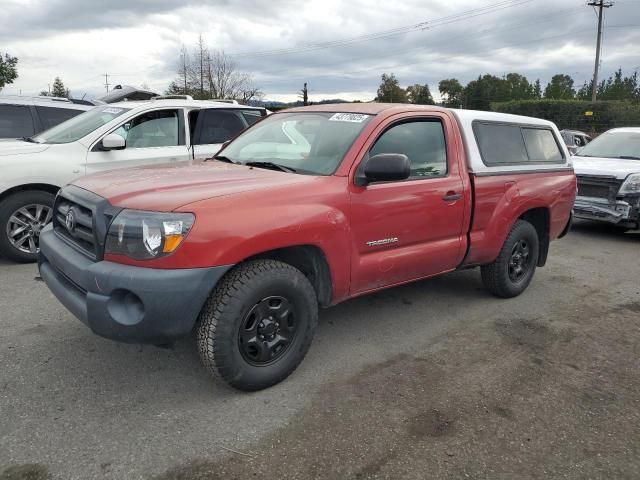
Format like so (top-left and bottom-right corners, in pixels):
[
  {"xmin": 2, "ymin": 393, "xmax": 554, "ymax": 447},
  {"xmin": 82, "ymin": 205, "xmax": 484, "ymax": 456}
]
[
  {"xmin": 0, "ymin": 190, "xmax": 55, "ymax": 263},
  {"xmin": 197, "ymin": 260, "xmax": 318, "ymax": 391},
  {"xmin": 481, "ymin": 219, "xmax": 539, "ymax": 298}
]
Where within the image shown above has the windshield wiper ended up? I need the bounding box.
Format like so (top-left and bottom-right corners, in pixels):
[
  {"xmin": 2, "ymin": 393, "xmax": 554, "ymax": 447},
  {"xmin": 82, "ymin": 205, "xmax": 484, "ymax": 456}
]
[
  {"xmin": 244, "ymin": 161, "xmax": 296, "ymax": 173},
  {"xmin": 208, "ymin": 155, "xmax": 237, "ymax": 164},
  {"xmin": 21, "ymin": 136, "xmax": 37, "ymax": 143},
  {"xmin": 618, "ymin": 155, "xmax": 640, "ymax": 160}
]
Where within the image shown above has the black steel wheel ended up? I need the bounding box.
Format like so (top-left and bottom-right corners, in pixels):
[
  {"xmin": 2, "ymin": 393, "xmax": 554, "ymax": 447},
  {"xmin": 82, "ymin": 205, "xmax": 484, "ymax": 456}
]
[
  {"xmin": 238, "ymin": 295, "xmax": 298, "ymax": 366},
  {"xmin": 197, "ymin": 260, "xmax": 318, "ymax": 391},
  {"xmin": 481, "ymin": 219, "xmax": 539, "ymax": 298},
  {"xmin": 508, "ymin": 239, "xmax": 532, "ymax": 283}
]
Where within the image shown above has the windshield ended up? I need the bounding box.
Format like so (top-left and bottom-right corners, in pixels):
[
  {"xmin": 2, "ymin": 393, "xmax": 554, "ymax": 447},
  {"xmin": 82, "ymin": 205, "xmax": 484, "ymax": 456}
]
[
  {"xmin": 219, "ymin": 111, "xmax": 373, "ymax": 175},
  {"xmin": 32, "ymin": 106, "xmax": 131, "ymax": 144},
  {"xmin": 577, "ymin": 131, "xmax": 640, "ymax": 159}
]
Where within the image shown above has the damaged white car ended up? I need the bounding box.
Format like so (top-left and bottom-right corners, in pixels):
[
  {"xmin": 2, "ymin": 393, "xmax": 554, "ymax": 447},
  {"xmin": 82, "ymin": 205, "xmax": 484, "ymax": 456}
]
[{"xmin": 572, "ymin": 127, "xmax": 640, "ymax": 230}]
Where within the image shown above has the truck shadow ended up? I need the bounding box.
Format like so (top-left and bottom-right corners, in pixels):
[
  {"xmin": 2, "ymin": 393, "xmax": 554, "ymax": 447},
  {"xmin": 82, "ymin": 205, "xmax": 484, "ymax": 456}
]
[{"xmin": 32, "ymin": 269, "xmax": 487, "ymax": 401}]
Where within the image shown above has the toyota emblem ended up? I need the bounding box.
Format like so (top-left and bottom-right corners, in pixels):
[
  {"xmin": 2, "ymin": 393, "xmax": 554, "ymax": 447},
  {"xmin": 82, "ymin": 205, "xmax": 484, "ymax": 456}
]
[{"xmin": 65, "ymin": 209, "xmax": 76, "ymax": 232}]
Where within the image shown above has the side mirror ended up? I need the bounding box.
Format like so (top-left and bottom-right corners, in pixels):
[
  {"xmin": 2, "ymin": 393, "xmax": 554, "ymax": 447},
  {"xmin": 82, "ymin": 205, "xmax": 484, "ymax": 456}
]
[
  {"xmin": 355, "ymin": 153, "xmax": 410, "ymax": 186},
  {"xmin": 101, "ymin": 133, "xmax": 126, "ymax": 151}
]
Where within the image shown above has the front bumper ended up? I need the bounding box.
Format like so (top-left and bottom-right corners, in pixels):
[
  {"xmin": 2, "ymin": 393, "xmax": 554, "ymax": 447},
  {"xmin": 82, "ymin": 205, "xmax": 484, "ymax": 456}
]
[
  {"xmin": 39, "ymin": 225, "xmax": 231, "ymax": 344},
  {"xmin": 573, "ymin": 196, "xmax": 639, "ymax": 227}
]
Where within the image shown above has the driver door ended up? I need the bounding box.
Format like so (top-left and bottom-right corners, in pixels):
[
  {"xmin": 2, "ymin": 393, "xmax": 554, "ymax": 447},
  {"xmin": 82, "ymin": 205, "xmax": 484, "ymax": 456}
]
[
  {"xmin": 349, "ymin": 113, "xmax": 467, "ymax": 294},
  {"xmin": 86, "ymin": 108, "xmax": 190, "ymax": 175}
]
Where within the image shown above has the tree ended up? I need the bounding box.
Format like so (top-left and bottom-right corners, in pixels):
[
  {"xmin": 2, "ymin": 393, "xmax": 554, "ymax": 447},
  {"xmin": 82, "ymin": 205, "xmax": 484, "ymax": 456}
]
[
  {"xmin": 0, "ymin": 52, "xmax": 18, "ymax": 91},
  {"xmin": 504, "ymin": 73, "xmax": 534, "ymax": 100},
  {"xmin": 599, "ymin": 69, "xmax": 638, "ymax": 101},
  {"xmin": 544, "ymin": 74, "xmax": 575, "ymax": 99},
  {"xmin": 167, "ymin": 38, "xmax": 262, "ymax": 102},
  {"xmin": 406, "ymin": 83, "xmax": 434, "ymax": 105},
  {"xmin": 376, "ymin": 73, "xmax": 407, "ymax": 103},
  {"xmin": 177, "ymin": 45, "xmax": 190, "ymax": 95},
  {"xmin": 165, "ymin": 81, "xmax": 183, "ymax": 95},
  {"xmin": 50, "ymin": 77, "xmax": 68, "ymax": 98},
  {"xmin": 533, "ymin": 79, "xmax": 542, "ymax": 99},
  {"xmin": 463, "ymin": 74, "xmax": 509, "ymax": 110},
  {"xmin": 194, "ymin": 35, "xmax": 207, "ymax": 97},
  {"xmin": 439, "ymin": 78, "xmax": 463, "ymax": 108}
]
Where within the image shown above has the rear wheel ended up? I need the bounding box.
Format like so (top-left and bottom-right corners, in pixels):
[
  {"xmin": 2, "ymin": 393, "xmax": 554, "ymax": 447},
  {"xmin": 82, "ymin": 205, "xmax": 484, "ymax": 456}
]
[
  {"xmin": 0, "ymin": 190, "xmax": 55, "ymax": 263},
  {"xmin": 196, "ymin": 260, "xmax": 318, "ymax": 391},
  {"xmin": 481, "ymin": 220, "xmax": 539, "ymax": 298}
]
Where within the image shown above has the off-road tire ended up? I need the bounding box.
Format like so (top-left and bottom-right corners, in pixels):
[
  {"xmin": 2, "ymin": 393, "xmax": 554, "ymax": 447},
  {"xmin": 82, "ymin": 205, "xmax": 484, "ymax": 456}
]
[
  {"xmin": 196, "ymin": 259, "xmax": 318, "ymax": 391},
  {"xmin": 0, "ymin": 190, "xmax": 55, "ymax": 263},
  {"xmin": 481, "ymin": 219, "xmax": 539, "ymax": 298}
]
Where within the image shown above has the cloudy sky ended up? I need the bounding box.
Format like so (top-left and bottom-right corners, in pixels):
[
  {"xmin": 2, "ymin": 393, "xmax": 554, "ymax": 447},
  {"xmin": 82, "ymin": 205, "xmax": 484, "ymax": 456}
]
[{"xmin": 2, "ymin": 0, "xmax": 640, "ymax": 102}]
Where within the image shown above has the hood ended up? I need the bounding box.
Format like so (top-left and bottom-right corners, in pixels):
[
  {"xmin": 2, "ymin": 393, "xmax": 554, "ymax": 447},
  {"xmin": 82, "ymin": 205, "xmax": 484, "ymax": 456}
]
[
  {"xmin": 73, "ymin": 162, "xmax": 315, "ymax": 211},
  {"xmin": 572, "ymin": 156, "xmax": 640, "ymax": 180},
  {"xmin": 0, "ymin": 140, "xmax": 50, "ymax": 157}
]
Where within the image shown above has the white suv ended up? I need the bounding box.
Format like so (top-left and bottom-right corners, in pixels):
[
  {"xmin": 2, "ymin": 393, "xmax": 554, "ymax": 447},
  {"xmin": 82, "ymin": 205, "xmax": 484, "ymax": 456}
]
[
  {"xmin": 0, "ymin": 95, "xmax": 92, "ymax": 139},
  {"xmin": 0, "ymin": 97, "xmax": 267, "ymax": 262}
]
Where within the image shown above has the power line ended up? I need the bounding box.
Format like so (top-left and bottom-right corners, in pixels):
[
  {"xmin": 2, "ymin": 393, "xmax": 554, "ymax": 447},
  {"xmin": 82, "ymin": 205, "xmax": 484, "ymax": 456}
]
[
  {"xmin": 257, "ymin": 24, "xmax": 639, "ymax": 86},
  {"xmin": 253, "ymin": 3, "xmax": 586, "ymax": 80},
  {"xmin": 229, "ymin": 0, "xmax": 534, "ymax": 58}
]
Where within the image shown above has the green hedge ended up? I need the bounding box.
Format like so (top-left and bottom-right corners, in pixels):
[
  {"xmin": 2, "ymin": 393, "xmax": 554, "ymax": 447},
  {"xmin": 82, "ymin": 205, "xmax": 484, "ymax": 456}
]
[{"xmin": 490, "ymin": 100, "xmax": 640, "ymax": 134}]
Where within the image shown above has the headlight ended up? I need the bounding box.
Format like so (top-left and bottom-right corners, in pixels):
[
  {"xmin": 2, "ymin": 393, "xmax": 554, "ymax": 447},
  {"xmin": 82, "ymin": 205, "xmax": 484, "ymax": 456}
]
[
  {"xmin": 105, "ymin": 210, "xmax": 194, "ymax": 260},
  {"xmin": 619, "ymin": 173, "xmax": 640, "ymax": 195}
]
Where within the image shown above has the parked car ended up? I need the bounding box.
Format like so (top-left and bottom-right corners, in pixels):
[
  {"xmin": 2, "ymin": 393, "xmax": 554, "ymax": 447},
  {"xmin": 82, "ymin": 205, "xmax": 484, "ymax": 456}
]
[
  {"xmin": 0, "ymin": 95, "xmax": 92, "ymax": 140},
  {"xmin": 572, "ymin": 127, "xmax": 640, "ymax": 230},
  {"xmin": 0, "ymin": 97, "xmax": 267, "ymax": 261},
  {"xmin": 39, "ymin": 104, "xmax": 575, "ymax": 391},
  {"xmin": 560, "ymin": 129, "xmax": 592, "ymax": 155}
]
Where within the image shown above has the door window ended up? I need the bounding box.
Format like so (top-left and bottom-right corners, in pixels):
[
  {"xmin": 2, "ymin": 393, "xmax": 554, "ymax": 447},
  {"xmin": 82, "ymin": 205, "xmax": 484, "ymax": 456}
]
[
  {"xmin": 522, "ymin": 128, "xmax": 563, "ymax": 162},
  {"xmin": 124, "ymin": 110, "xmax": 180, "ymax": 148},
  {"xmin": 241, "ymin": 110, "xmax": 264, "ymax": 126},
  {"xmin": 369, "ymin": 120, "xmax": 447, "ymax": 178},
  {"xmin": 474, "ymin": 122, "xmax": 564, "ymax": 165},
  {"xmin": 0, "ymin": 105, "xmax": 35, "ymax": 138},
  {"xmin": 195, "ymin": 110, "xmax": 247, "ymax": 145},
  {"xmin": 36, "ymin": 106, "xmax": 83, "ymax": 129}
]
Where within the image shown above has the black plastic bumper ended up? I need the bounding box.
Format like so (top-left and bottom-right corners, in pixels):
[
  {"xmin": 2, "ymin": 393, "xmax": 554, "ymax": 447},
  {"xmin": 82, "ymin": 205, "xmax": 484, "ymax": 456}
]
[{"xmin": 38, "ymin": 225, "xmax": 231, "ymax": 344}]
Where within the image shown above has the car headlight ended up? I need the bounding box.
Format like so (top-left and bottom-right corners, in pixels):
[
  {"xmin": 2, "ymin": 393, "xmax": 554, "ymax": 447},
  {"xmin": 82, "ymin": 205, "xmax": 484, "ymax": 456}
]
[
  {"xmin": 619, "ymin": 173, "xmax": 640, "ymax": 195},
  {"xmin": 105, "ymin": 210, "xmax": 194, "ymax": 260}
]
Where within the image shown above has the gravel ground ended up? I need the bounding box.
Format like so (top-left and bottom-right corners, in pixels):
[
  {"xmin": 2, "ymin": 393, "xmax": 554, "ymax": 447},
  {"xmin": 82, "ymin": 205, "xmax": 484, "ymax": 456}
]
[{"xmin": 1, "ymin": 220, "xmax": 638, "ymax": 480}]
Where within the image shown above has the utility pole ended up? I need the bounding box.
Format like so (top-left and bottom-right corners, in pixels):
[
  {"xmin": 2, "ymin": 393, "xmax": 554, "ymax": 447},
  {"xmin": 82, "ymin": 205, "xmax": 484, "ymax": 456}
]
[
  {"xmin": 588, "ymin": 0, "xmax": 613, "ymax": 102},
  {"xmin": 300, "ymin": 82, "xmax": 309, "ymax": 106},
  {"xmin": 104, "ymin": 73, "xmax": 110, "ymax": 92}
]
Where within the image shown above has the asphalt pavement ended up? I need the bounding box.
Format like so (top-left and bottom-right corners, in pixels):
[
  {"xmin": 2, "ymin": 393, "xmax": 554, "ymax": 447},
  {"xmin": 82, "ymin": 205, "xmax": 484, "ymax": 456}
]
[{"xmin": 1, "ymin": 220, "xmax": 639, "ymax": 479}]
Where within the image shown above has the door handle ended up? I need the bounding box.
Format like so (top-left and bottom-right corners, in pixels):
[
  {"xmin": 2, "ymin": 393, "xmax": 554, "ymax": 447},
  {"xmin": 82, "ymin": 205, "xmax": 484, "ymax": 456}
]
[{"xmin": 442, "ymin": 191, "xmax": 462, "ymax": 202}]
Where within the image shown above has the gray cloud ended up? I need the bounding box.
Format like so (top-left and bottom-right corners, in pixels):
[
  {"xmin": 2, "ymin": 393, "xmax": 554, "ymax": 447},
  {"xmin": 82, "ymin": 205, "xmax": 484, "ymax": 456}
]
[{"xmin": 4, "ymin": 0, "xmax": 640, "ymax": 100}]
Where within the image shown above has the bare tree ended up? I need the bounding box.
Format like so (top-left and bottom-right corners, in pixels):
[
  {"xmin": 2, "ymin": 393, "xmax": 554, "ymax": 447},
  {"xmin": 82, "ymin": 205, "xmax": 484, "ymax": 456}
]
[
  {"xmin": 195, "ymin": 34, "xmax": 209, "ymax": 97},
  {"xmin": 167, "ymin": 37, "xmax": 262, "ymax": 102},
  {"xmin": 177, "ymin": 45, "xmax": 190, "ymax": 94}
]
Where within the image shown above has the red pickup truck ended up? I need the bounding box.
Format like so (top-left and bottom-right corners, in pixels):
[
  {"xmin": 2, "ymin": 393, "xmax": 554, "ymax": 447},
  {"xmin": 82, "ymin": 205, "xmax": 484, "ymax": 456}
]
[{"xmin": 39, "ymin": 104, "xmax": 575, "ymax": 391}]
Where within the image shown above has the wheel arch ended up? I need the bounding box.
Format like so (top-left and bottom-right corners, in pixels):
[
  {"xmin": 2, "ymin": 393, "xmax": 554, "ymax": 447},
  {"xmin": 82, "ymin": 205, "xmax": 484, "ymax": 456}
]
[
  {"xmin": 243, "ymin": 245, "xmax": 333, "ymax": 307},
  {"xmin": 0, "ymin": 183, "xmax": 60, "ymax": 203},
  {"xmin": 518, "ymin": 207, "xmax": 550, "ymax": 267}
]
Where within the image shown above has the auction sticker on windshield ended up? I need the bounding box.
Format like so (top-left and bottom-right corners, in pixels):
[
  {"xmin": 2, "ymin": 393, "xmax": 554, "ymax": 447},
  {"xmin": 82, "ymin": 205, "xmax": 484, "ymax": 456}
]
[
  {"xmin": 103, "ymin": 107, "xmax": 126, "ymax": 115},
  {"xmin": 329, "ymin": 113, "xmax": 370, "ymax": 123}
]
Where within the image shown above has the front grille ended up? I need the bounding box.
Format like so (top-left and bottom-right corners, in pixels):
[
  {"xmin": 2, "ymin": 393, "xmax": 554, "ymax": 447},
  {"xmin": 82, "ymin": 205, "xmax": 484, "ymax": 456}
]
[
  {"xmin": 52, "ymin": 185, "xmax": 121, "ymax": 261},
  {"xmin": 576, "ymin": 175, "xmax": 622, "ymax": 202},
  {"xmin": 54, "ymin": 196, "xmax": 98, "ymax": 258}
]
